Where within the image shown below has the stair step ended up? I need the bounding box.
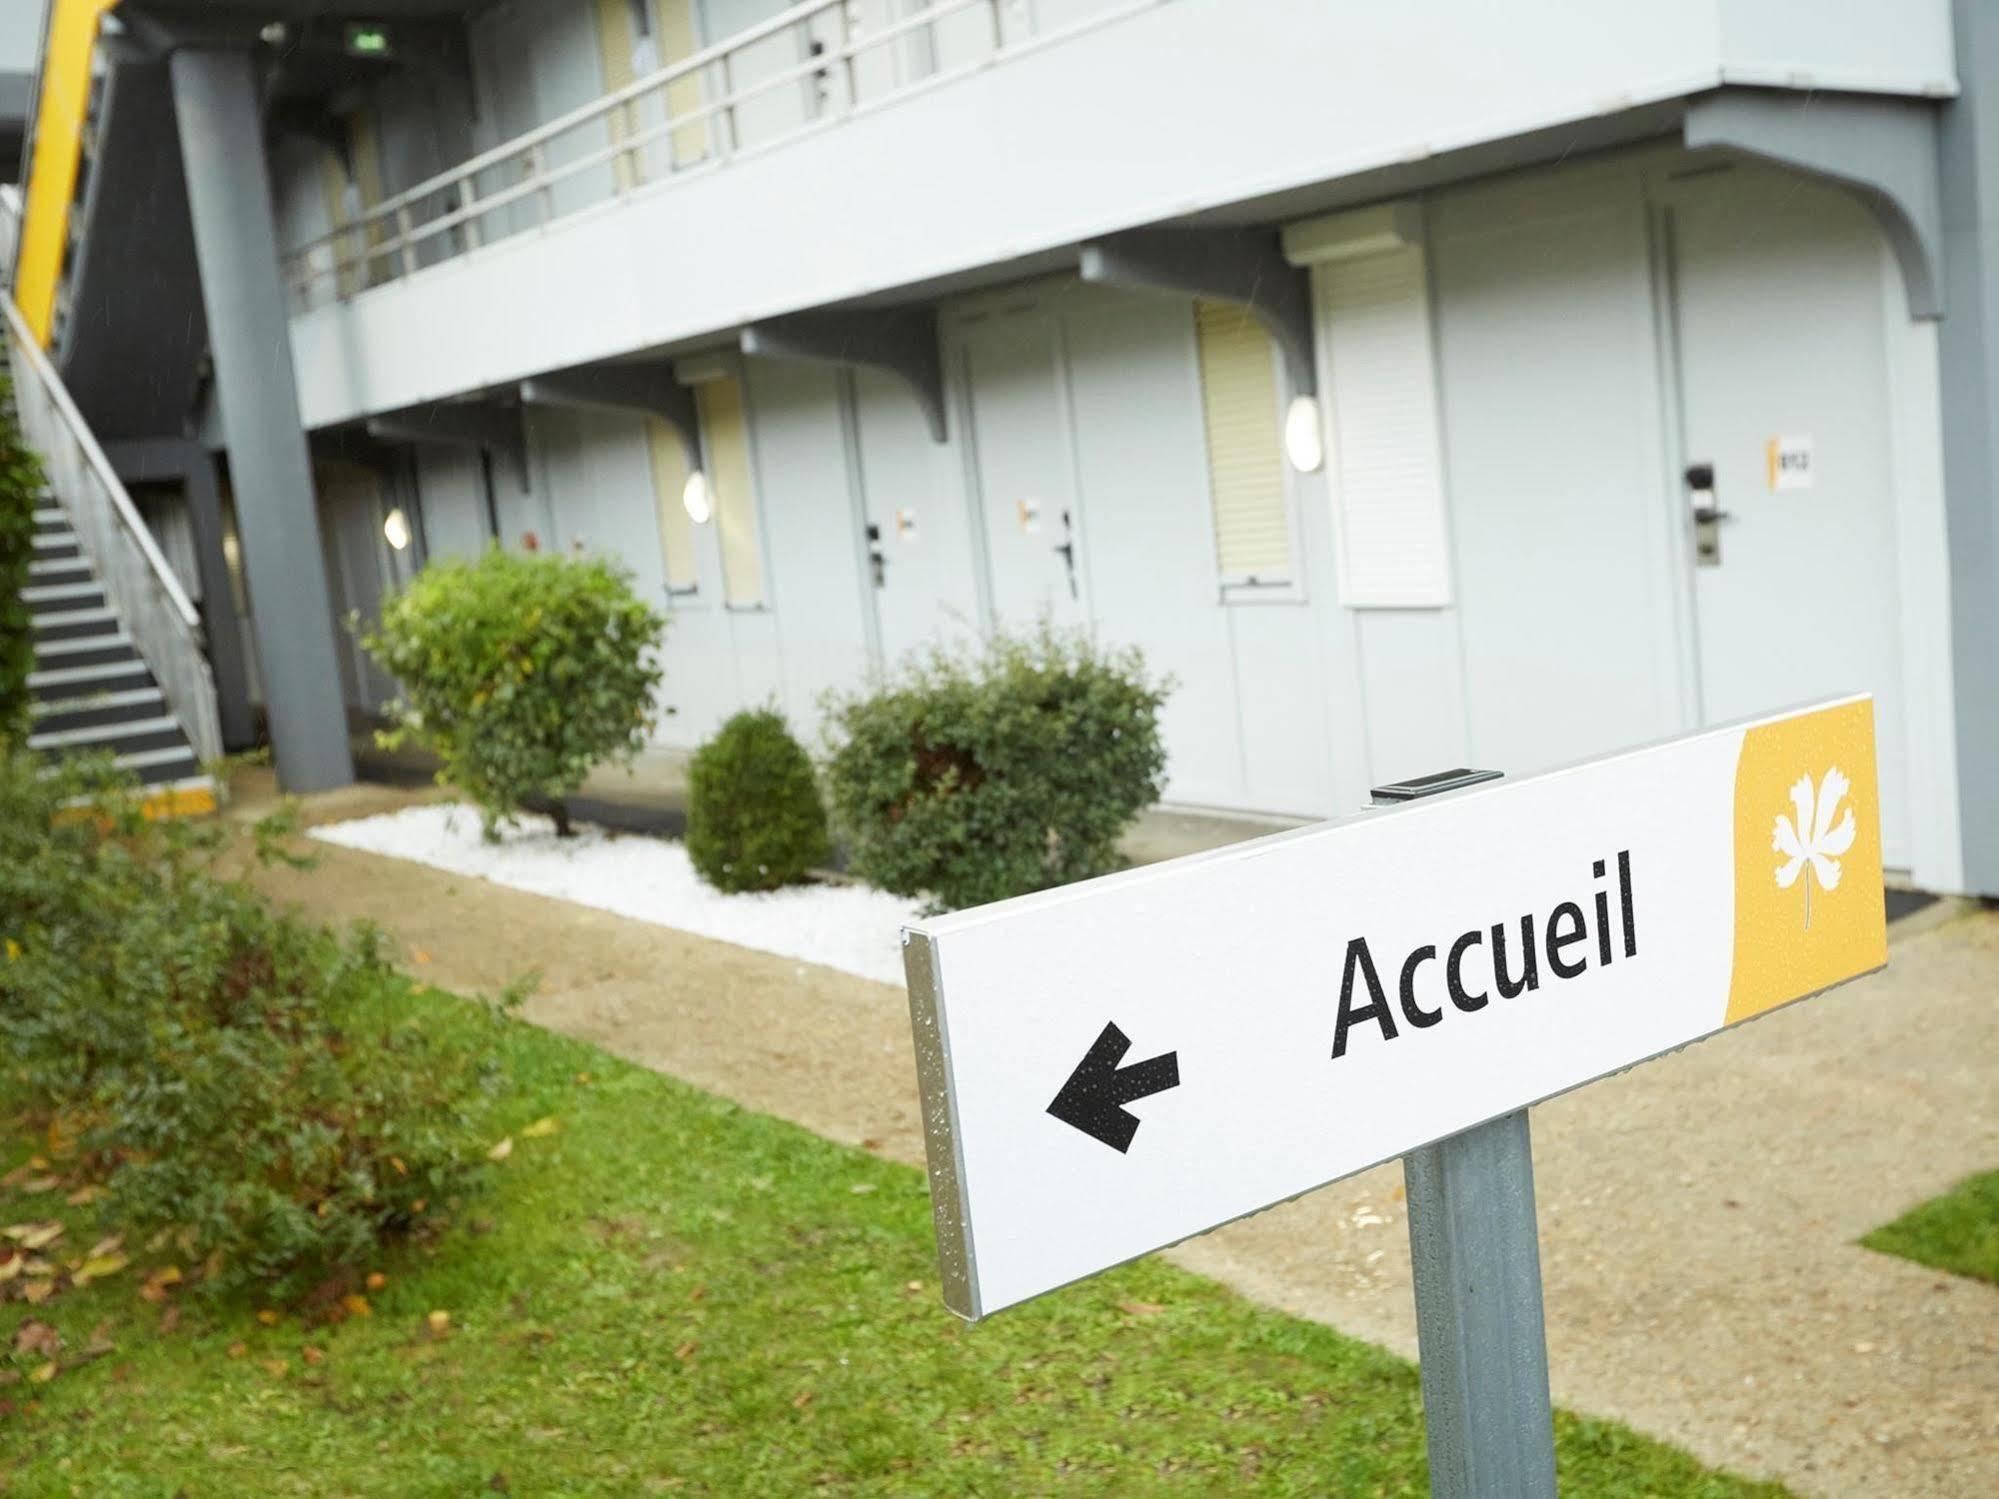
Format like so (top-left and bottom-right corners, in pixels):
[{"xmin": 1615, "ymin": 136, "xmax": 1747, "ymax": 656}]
[
  {"xmin": 31, "ymin": 606, "xmax": 118, "ymax": 641},
  {"xmin": 112, "ymin": 744, "xmax": 200, "ymax": 773},
  {"xmin": 28, "ymin": 658, "xmax": 149, "ymax": 689},
  {"xmin": 30, "ymin": 531, "xmax": 78, "ymax": 552},
  {"xmin": 28, "ymin": 558, "xmax": 93, "ymax": 583},
  {"xmin": 33, "ymin": 629, "xmax": 135, "ymax": 658},
  {"xmin": 23, "ymin": 580, "xmax": 104, "ymax": 605},
  {"xmin": 29, "ymin": 713, "xmax": 181, "ymax": 750},
  {"xmin": 32, "ymin": 507, "xmax": 65, "ymax": 528},
  {"xmin": 31, "ymin": 685, "xmax": 162, "ymax": 719},
  {"xmin": 42, "ymin": 746, "xmax": 202, "ymax": 789}
]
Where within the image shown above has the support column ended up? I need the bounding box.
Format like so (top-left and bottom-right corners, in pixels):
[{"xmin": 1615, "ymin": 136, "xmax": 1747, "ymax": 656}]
[
  {"xmin": 1938, "ymin": 0, "xmax": 1999, "ymax": 893},
  {"xmin": 166, "ymin": 45, "xmax": 352, "ymax": 791}
]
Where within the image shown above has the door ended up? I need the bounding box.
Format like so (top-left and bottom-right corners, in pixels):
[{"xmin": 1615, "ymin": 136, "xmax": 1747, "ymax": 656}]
[
  {"xmin": 958, "ymin": 305, "xmax": 1088, "ymax": 631},
  {"xmin": 1666, "ymin": 165, "xmax": 1910, "ymax": 865}
]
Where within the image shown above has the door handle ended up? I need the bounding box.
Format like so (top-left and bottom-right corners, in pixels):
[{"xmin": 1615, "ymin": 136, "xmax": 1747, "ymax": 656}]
[
  {"xmin": 1690, "ymin": 505, "xmax": 1732, "ymax": 525},
  {"xmin": 1054, "ymin": 510, "xmax": 1078, "ymax": 599}
]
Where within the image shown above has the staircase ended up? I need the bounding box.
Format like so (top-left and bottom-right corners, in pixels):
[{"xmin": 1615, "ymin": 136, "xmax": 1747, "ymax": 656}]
[
  {"xmin": 4, "ymin": 186, "xmax": 223, "ymax": 816},
  {"xmin": 26, "ymin": 498, "xmax": 211, "ymax": 803}
]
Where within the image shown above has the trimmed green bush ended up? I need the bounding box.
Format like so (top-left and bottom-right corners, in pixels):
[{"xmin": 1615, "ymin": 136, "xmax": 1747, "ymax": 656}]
[
  {"xmin": 0, "ymin": 752, "xmax": 502, "ymax": 1302},
  {"xmin": 362, "ymin": 548, "xmax": 668, "ymax": 838},
  {"xmin": 0, "ymin": 377, "xmax": 43, "ymax": 741},
  {"xmin": 685, "ymin": 708, "xmax": 830, "ymax": 893},
  {"xmin": 822, "ymin": 626, "xmax": 1169, "ymax": 912}
]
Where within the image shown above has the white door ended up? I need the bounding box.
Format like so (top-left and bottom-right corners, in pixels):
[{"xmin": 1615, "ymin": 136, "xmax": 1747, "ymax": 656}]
[
  {"xmin": 957, "ymin": 304, "xmax": 1088, "ymax": 632},
  {"xmin": 1666, "ymin": 165, "xmax": 1910, "ymax": 865}
]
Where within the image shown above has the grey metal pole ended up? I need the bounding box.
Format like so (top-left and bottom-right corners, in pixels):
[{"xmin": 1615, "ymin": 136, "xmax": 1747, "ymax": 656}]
[
  {"xmin": 166, "ymin": 45, "xmax": 354, "ymax": 793},
  {"xmin": 1374, "ymin": 770, "xmax": 1558, "ymax": 1499}
]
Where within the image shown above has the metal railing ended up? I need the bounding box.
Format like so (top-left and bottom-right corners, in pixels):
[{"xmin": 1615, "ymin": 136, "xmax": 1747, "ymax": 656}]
[
  {"xmin": 284, "ymin": 0, "xmax": 1166, "ymax": 307},
  {"xmin": 2, "ymin": 195, "xmax": 221, "ymax": 766}
]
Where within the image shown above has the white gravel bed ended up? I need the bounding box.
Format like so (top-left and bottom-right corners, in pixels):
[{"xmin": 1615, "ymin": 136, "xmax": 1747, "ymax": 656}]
[{"xmin": 308, "ymin": 802, "xmax": 924, "ymax": 986}]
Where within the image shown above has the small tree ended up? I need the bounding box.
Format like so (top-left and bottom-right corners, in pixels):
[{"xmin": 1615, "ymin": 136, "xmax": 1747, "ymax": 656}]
[
  {"xmin": 822, "ymin": 625, "xmax": 1169, "ymax": 912},
  {"xmin": 362, "ymin": 548, "xmax": 667, "ymax": 838},
  {"xmin": 685, "ymin": 708, "xmax": 830, "ymax": 892}
]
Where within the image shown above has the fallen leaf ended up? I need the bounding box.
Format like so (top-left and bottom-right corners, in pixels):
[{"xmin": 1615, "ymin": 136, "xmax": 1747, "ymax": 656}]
[
  {"xmin": 426, "ymin": 1310, "xmax": 451, "ymax": 1336},
  {"xmin": 365, "ymin": 1272, "xmax": 388, "ymax": 1292},
  {"xmin": 76, "ymin": 1252, "xmax": 128, "ymax": 1283},
  {"xmin": 226, "ymin": 1341, "xmax": 248, "ymax": 1358},
  {"xmin": 849, "ymin": 1183, "xmax": 877, "ymax": 1195},
  {"xmin": 159, "ymin": 1306, "xmax": 181, "ymax": 1334},
  {"xmin": 261, "ymin": 1359, "xmax": 289, "ymax": 1378},
  {"xmin": 21, "ymin": 1279, "xmax": 55, "ymax": 1305},
  {"xmin": 302, "ymin": 1346, "xmax": 326, "ymax": 1367},
  {"xmin": 257, "ymin": 1309, "xmax": 280, "ymax": 1326},
  {"xmin": 791, "ymin": 1390, "xmax": 815, "ymax": 1410},
  {"xmin": 4, "ymin": 1223, "xmax": 63, "ymax": 1251},
  {"xmin": 1118, "ymin": 1301, "xmax": 1166, "ymax": 1317},
  {"xmin": 904, "ymin": 1281, "xmax": 924, "ymax": 1294},
  {"xmin": 574, "ymin": 1072, "xmax": 593, "ymax": 1085},
  {"xmin": 520, "ymin": 1117, "xmax": 559, "ymax": 1139},
  {"xmin": 389, "ymin": 1157, "xmax": 408, "ymax": 1176},
  {"xmin": 65, "ymin": 1185, "xmax": 103, "ymax": 1208},
  {"xmin": 87, "ymin": 1234, "xmax": 124, "ymax": 1259},
  {"xmin": 487, "ymin": 1138, "xmax": 513, "ymax": 1162},
  {"xmin": 14, "ymin": 1320, "xmax": 59, "ymax": 1358},
  {"xmin": 28, "ymin": 1362, "xmax": 55, "ymax": 1385},
  {"xmin": 411, "ymin": 948, "xmax": 432, "ymax": 965},
  {"xmin": 16, "ymin": 1177, "xmax": 60, "ymax": 1195},
  {"xmin": 82, "ymin": 1322, "xmax": 114, "ymax": 1358},
  {"xmin": 342, "ymin": 1293, "xmax": 372, "ymax": 1320},
  {"xmin": 674, "ymin": 1341, "xmax": 697, "ymax": 1363}
]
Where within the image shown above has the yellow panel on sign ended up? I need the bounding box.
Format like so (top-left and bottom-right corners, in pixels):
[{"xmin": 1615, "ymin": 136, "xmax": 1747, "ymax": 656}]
[{"xmin": 1725, "ymin": 697, "xmax": 1887, "ymax": 1024}]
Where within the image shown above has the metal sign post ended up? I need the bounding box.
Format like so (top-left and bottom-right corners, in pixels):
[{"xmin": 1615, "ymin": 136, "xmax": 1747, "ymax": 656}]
[
  {"xmin": 1375, "ymin": 771, "xmax": 1557, "ymax": 1499},
  {"xmin": 903, "ymin": 695, "xmax": 1889, "ymax": 1486}
]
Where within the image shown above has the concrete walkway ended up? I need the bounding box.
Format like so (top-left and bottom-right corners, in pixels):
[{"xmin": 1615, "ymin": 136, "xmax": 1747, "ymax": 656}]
[{"xmin": 238, "ymin": 778, "xmax": 1999, "ymax": 1499}]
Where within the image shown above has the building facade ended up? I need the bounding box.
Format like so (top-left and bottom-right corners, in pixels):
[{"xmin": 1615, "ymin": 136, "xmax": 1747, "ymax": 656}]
[{"xmin": 12, "ymin": 0, "xmax": 1999, "ymax": 896}]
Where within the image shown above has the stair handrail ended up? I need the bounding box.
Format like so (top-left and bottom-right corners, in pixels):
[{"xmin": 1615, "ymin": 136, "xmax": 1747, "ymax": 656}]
[{"xmin": 2, "ymin": 291, "xmax": 222, "ymax": 766}]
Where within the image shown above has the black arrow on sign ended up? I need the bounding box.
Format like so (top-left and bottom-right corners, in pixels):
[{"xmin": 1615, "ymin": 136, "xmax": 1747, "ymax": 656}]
[{"xmin": 1047, "ymin": 1022, "xmax": 1180, "ymax": 1153}]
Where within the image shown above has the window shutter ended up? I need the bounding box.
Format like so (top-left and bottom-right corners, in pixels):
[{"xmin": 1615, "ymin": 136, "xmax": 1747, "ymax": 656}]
[
  {"xmin": 644, "ymin": 416, "xmax": 699, "ymax": 594},
  {"xmin": 697, "ymin": 376, "xmax": 766, "ymax": 607},
  {"xmin": 1193, "ymin": 299, "xmax": 1291, "ymax": 586},
  {"xmin": 1316, "ymin": 241, "xmax": 1453, "ymax": 608}
]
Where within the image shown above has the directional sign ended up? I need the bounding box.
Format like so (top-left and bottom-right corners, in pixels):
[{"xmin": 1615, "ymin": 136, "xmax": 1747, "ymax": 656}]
[{"xmin": 902, "ymin": 696, "xmax": 1887, "ymax": 1320}]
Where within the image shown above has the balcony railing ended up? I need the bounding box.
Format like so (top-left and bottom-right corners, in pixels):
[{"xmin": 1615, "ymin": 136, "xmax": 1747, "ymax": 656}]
[{"xmin": 283, "ymin": 0, "xmax": 1167, "ymax": 308}]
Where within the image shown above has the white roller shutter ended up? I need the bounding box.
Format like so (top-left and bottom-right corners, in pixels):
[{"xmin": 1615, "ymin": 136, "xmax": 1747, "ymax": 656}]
[{"xmin": 1292, "ymin": 206, "xmax": 1454, "ymax": 609}]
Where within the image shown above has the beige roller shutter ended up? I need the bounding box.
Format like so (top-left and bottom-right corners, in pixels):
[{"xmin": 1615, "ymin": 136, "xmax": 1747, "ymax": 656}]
[
  {"xmin": 594, "ymin": 0, "xmax": 646, "ymax": 190},
  {"xmin": 698, "ymin": 376, "xmax": 765, "ymax": 607},
  {"xmin": 645, "ymin": 416, "xmax": 700, "ymax": 594},
  {"xmin": 1194, "ymin": 299, "xmax": 1291, "ymax": 587}
]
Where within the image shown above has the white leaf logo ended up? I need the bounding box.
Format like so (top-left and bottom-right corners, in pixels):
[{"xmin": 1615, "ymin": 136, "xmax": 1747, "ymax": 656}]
[{"xmin": 1772, "ymin": 767, "xmax": 1856, "ymax": 930}]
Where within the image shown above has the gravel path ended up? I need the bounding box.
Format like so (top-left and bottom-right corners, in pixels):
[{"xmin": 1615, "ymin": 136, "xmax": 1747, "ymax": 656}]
[{"xmin": 245, "ymin": 782, "xmax": 1999, "ymax": 1498}]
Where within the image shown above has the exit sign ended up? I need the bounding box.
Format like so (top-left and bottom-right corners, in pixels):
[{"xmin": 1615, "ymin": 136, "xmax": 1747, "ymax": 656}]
[{"xmin": 344, "ymin": 23, "xmax": 394, "ymax": 58}]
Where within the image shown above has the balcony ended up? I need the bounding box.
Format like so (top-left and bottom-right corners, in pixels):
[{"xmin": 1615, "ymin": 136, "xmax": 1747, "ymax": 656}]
[{"xmin": 286, "ymin": 0, "xmax": 1955, "ymax": 431}]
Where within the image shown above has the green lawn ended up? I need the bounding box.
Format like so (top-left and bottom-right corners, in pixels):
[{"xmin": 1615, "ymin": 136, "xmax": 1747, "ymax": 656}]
[
  {"xmin": 1862, "ymin": 1169, "xmax": 1999, "ymax": 1286},
  {"xmin": 2, "ymin": 984, "xmax": 1789, "ymax": 1497}
]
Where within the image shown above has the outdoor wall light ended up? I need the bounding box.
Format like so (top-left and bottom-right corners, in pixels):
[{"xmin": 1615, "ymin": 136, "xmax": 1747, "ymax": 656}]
[
  {"xmin": 382, "ymin": 507, "xmax": 412, "ymax": 552},
  {"xmin": 1284, "ymin": 395, "xmax": 1325, "ymax": 473},
  {"xmin": 682, "ymin": 470, "xmax": 713, "ymax": 524}
]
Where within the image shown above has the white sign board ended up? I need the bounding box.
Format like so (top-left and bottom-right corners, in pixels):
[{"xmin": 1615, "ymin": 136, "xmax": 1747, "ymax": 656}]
[
  {"xmin": 904, "ymin": 697, "xmax": 1887, "ymax": 1320},
  {"xmin": 1767, "ymin": 434, "xmax": 1814, "ymax": 491}
]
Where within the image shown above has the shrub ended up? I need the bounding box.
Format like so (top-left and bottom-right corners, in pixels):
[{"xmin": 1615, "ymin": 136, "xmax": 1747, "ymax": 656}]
[
  {"xmin": 685, "ymin": 708, "xmax": 829, "ymax": 893},
  {"xmin": 0, "ymin": 751, "xmax": 501, "ymax": 1302},
  {"xmin": 362, "ymin": 548, "xmax": 668, "ymax": 838},
  {"xmin": 821, "ymin": 626, "xmax": 1169, "ymax": 912},
  {"xmin": 0, "ymin": 378, "xmax": 42, "ymax": 740}
]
